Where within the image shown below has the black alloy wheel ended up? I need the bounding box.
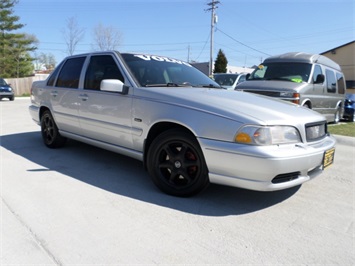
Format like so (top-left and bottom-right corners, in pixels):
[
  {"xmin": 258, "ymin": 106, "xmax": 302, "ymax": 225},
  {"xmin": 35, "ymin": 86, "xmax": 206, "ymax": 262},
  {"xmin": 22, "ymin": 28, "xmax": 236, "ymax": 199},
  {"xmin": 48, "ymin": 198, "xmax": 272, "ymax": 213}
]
[
  {"xmin": 41, "ymin": 110, "xmax": 66, "ymax": 148},
  {"xmin": 147, "ymin": 129, "xmax": 209, "ymax": 197}
]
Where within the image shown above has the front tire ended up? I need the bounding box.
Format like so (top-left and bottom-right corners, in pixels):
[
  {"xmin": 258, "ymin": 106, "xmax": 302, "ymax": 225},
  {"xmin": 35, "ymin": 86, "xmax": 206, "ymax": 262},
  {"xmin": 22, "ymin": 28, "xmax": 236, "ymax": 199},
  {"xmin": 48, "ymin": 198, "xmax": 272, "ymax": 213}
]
[
  {"xmin": 147, "ymin": 129, "xmax": 209, "ymax": 197},
  {"xmin": 41, "ymin": 110, "xmax": 67, "ymax": 148},
  {"xmin": 334, "ymin": 107, "xmax": 341, "ymax": 124}
]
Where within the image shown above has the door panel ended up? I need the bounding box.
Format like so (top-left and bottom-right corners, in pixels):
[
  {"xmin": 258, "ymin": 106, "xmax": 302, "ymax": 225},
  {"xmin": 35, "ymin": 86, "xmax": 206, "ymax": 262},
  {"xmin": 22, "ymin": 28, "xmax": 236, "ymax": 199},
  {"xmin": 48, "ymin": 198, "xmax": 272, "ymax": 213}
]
[
  {"xmin": 50, "ymin": 56, "xmax": 86, "ymax": 135},
  {"xmin": 50, "ymin": 88, "xmax": 81, "ymax": 134},
  {"xmin": 79, "ymin": 54, "xmax": 134, "ymax": 149},
  {"xmin": 78, "ymin": 90, "xmax": 133, "ymax": 149}
]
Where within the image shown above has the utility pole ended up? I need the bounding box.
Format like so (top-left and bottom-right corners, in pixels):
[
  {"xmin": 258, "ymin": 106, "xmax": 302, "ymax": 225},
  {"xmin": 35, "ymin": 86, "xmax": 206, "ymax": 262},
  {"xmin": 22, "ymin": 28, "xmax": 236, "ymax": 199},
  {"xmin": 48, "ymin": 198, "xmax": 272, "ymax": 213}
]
[
  {"xmin": 206, "ymin": 0, "xmax": 220, "ymax": 77},
  {"xmin": 187, "ymin": 44, "xmax": 190, "ymax": 63}
]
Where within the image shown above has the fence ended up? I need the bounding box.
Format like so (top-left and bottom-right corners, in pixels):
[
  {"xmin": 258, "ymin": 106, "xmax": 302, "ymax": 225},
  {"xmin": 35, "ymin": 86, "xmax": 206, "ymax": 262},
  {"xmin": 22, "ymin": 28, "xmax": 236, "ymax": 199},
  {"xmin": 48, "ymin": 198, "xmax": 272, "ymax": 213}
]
[{"xmin": 5, "ymin": 74, "xmax": 49, "ymax": 96}]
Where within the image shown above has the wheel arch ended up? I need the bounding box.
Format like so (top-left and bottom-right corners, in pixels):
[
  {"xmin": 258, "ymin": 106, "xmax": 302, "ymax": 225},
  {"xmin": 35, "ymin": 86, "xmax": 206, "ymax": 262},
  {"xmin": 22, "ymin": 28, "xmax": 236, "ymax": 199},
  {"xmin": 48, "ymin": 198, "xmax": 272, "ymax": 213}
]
[
  {"xmin": 143, "ymin": 122, "xmax": 197, "ymax": 169},
  {"xmin": 333, "ymin": 100, "xmax": 344, "ymax": 123},
  {"xmin": 39, "ymin": 106, "xmax": 51, "ymax": 120},
  {"xmin": 301, "ymin": 99, "xmax": 312, "ymax": 109}
]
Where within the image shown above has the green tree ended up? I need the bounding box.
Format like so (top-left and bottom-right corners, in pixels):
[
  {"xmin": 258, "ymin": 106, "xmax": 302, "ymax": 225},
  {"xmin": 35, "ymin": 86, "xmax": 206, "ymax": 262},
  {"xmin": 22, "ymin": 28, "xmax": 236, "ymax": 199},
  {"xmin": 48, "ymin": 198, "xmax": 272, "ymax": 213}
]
[
  {"xmin": 0, "ymin": 0, "xmax": 37, "ymax": 77},
  {"xmin": 213, "ymin": 49, "xmax": 228, "ymax": 73}
]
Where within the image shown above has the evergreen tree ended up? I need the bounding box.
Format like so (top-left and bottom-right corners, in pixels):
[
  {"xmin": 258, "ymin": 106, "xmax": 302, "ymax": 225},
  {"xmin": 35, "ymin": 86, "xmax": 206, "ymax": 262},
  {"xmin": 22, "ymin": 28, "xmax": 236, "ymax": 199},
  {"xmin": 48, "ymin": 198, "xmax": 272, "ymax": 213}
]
[
  {"xmin": 0, "ymin": 0, "xmax": 37, "ymax": 77},
  {"xmin": 213, "ymin": 49, "xmax": 228, "ymax": 73}
]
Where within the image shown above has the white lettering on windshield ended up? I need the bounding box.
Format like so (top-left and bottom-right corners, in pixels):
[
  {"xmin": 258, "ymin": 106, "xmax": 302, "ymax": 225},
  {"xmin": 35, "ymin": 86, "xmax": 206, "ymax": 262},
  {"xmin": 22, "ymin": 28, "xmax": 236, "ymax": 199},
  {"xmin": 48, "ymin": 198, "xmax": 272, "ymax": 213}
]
[{"xmin": 134, "ymin": 55, "xmax": 192, "ymax": 67}]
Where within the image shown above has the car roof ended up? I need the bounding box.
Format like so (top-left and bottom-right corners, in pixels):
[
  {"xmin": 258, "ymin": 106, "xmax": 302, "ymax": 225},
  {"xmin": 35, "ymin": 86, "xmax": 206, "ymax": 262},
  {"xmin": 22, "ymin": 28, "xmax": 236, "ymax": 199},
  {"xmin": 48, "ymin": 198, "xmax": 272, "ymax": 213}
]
[{"xmin": 264, "ymin": 52, "xmax": 341, "ymax": 71}]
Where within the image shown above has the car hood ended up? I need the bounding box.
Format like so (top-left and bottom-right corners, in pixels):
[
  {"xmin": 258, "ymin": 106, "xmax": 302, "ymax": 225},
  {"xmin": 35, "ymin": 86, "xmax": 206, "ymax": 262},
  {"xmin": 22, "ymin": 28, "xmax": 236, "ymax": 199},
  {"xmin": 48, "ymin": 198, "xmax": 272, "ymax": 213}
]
[
  {"xmin": 135, "ymin": 87, "xmax": 325, "ymax": 125},
  {"xmin": 236, "ymin": 80, "xmax": 307, "ymax": 92}
]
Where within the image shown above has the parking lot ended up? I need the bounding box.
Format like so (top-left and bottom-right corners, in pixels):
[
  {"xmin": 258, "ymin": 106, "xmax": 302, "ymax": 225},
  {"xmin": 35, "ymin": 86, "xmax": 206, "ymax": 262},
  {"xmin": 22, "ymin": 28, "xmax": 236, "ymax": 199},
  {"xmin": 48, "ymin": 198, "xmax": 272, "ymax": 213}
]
[{"xmin": 1, "ymin": 98, "xmax": 354, "ymax": 265}]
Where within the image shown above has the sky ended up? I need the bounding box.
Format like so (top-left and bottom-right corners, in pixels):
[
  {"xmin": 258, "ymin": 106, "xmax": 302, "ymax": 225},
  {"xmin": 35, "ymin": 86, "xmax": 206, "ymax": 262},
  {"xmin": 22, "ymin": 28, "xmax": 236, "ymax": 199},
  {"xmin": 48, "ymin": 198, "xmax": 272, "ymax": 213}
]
[{"xmin": 14, "ymin": 0, "xmax": 355, "ymax": 68}]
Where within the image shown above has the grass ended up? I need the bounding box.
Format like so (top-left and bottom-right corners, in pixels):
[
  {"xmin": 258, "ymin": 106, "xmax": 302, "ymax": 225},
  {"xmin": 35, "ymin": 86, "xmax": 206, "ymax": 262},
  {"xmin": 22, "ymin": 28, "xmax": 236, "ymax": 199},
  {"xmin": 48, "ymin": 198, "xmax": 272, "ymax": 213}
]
[{"xmin": 328, "ymin": 121, "xmax": 355, "ymax": 137}]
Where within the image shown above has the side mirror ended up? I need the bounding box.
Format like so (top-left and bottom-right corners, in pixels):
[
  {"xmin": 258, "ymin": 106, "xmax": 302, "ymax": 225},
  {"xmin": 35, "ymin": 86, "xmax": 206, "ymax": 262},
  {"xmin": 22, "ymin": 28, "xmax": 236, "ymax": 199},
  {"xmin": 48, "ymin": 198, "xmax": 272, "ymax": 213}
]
[
  {"xmin": 246, "ymin": 73, "xmax": 251, "ymax": 80},
  {"xmin": 314, "ymin": 74, "xmax": 325, "ymax": 84},
  {"xmin": 100, "ymin": 79, "xmax": 129, "ymax": 95}
]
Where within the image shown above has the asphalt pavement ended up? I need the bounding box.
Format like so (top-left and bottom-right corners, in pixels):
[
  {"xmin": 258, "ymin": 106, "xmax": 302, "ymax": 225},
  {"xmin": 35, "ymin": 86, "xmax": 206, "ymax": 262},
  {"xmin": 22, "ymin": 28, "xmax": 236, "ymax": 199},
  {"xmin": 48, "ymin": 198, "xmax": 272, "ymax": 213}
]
[{"xmin": 1, "ymin": 98, "xmax": 354, "ymax": 265}]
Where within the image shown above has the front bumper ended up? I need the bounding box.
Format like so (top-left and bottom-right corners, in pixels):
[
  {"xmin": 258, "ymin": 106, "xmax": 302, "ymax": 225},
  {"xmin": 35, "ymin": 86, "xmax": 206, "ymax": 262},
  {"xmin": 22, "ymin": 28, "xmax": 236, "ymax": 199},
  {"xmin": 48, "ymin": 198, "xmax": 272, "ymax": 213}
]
[
  {"xmin": 0, "ymin": 92, "xmax": 14, "ymax": 99},
  {"xmin": 344, "ymin": 106, "xmax": 355, "ymax": 116},
  {"xmin": 199, "ymin": 135, "xmax": 336, "ymax": 191}
]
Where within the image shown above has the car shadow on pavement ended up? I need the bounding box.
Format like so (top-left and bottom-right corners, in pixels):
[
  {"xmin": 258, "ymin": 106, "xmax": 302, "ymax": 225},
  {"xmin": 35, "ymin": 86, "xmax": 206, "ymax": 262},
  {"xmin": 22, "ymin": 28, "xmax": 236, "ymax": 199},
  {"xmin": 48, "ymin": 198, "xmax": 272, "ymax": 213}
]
[{"xmin": 1, "ymin": 131, "xmax": 300, "ymax": 217}]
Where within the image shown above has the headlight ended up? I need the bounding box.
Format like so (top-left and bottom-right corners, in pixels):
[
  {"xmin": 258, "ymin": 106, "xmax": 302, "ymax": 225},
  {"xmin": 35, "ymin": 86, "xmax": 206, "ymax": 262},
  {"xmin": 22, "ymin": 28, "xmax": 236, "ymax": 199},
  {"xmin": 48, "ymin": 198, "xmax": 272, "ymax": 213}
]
[
  {"xmin": 305, "ymin": 122, "xmax": 326, "ymax": 141},
  {"xmin": 279, "ymin": 91, "xmax": 294, "ymax": 97},
  {"xmin": 235, "ymin": 125, "xmax": 301, "ymax": 145}
]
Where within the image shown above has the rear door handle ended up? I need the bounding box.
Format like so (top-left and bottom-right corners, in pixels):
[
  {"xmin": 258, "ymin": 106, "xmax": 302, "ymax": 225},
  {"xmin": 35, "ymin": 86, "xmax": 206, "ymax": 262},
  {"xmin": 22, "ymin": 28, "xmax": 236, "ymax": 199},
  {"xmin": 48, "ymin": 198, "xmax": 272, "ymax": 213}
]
[
  {"xmin": 50, "ymin": 91, "xmax": 58, "ymax": 97},
  {"xmin": 79, "ymin": 94, "xmax": 89, "ymax": 101}
]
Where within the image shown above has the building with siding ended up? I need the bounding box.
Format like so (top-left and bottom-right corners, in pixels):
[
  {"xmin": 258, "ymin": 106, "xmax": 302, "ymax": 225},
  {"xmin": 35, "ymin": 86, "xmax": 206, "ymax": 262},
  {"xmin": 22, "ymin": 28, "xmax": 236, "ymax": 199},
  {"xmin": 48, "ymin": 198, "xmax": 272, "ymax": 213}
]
[{"xmin": 321, "ymin": 41, "xmax": 355, "ymax": 93}]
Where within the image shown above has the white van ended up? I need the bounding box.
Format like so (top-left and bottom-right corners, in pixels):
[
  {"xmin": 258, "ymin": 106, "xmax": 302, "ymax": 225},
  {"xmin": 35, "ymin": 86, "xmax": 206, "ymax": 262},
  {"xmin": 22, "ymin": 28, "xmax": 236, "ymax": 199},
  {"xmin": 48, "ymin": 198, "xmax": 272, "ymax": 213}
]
[{"xmin": 236, "ymin": 52, "xmax": 346, "ymax": 123}]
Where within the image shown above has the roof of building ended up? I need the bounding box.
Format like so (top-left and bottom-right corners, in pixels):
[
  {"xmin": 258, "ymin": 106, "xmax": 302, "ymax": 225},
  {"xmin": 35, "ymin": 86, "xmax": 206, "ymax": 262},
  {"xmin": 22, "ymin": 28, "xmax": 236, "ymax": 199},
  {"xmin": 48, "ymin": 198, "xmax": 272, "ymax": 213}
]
[{"xmin": 321, "ymin": 40, "xmax": 355, "ymax": 54}]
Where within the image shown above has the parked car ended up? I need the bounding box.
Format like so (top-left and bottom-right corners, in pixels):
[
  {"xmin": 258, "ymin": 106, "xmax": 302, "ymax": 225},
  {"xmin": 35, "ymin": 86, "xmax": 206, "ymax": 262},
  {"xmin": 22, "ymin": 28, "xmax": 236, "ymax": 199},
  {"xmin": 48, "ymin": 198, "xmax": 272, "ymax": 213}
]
[
  {"xmin": 236, "ymin": 52, "xmax": 346, "ymax": 124},
  {"xmin": 343, "ymin": 93, "xmax": 355, "ymax": 122},
  {"xmin": 213, "ymin": 73, "xmax": 247, "ymax": 90},
  {"xmin": 0, "ymin": 78, "xmax": 14, "ymax": 101},
  {"xmin": 29, "ymin": 51, "xmax": 336, "ymax": 197}
]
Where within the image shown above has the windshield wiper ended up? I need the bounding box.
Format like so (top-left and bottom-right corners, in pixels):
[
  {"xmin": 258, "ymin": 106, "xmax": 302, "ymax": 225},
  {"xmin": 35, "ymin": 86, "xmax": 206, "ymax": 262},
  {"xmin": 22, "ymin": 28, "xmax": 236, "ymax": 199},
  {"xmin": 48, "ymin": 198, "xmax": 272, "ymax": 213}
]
[
  {"xmin": 145, "ymin": 82, "xmax": 195, "ymax": 87},
  {"xmin": 144, "ymin": 83, "xmax": 221, "ymax": 89},
  {"xmin": 145, "ymin": 83, "xmax": 181, "ymax": 87},
  {"xmin": 200, "ymin": 84, "xmax": 222, "ymax": 89}
]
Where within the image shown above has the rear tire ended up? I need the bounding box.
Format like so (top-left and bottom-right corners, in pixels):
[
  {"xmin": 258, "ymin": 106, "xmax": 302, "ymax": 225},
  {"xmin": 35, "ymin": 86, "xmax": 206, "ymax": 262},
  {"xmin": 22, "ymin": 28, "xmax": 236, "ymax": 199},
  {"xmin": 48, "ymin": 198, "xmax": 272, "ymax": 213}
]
[
  {"xmin": 147, "ymin": 129, "xmax": 209, "ymax": 197},
  {"xmin": 40, "ymin": 110, "xmax": 67, "ymax": 148}
]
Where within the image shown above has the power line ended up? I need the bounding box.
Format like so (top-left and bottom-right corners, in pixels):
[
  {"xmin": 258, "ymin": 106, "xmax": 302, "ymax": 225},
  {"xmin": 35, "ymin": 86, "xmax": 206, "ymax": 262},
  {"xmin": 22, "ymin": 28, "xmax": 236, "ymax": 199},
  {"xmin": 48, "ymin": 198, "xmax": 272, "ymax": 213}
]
[
  {"xmin": 216, "ymin": 27, "xmax": 271, "ymax": 57},
  {"xmin": 194, "ymin": 32, "xmax": 210, "ymax": 61}
]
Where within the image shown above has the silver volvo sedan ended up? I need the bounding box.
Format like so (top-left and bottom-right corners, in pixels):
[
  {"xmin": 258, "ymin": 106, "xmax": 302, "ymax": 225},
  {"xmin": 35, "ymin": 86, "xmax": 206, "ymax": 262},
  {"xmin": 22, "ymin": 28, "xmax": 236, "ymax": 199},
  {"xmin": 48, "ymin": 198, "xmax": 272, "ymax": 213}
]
[{"xmin": 29, "ymin": 51, "xmax": 336, "ymax": 196}]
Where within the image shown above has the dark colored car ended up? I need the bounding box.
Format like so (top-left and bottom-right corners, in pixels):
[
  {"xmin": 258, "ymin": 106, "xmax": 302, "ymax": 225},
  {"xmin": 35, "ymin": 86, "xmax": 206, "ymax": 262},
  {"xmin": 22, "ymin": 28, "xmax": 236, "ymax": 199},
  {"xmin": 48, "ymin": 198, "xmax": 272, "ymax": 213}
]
[
  {"xmin": 0, "ymin": 78, "xmax": 15, "ymax": 101},
  {"xmin": 343, "ymin": 93, "xmax": 355, "ymax": 122}
]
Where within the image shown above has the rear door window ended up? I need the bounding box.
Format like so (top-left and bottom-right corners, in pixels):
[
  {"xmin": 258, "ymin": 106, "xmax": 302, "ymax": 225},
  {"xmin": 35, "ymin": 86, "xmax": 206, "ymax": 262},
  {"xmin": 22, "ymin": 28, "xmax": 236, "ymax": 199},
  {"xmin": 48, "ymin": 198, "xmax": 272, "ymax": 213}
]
[
  {"xmin": 56, "ymin": 57, "xmax": 86, "ymax": 89},
  {"xmin": 47, "ymin": 61, "xmax": 63, "ymax": 86},
  {"xmin": 325, "ymin": 69, "xmax": 336, "ymax": 93},
  {"xmin": 336, "ymin": 73, "xmax": 345, "ymax": 94}
]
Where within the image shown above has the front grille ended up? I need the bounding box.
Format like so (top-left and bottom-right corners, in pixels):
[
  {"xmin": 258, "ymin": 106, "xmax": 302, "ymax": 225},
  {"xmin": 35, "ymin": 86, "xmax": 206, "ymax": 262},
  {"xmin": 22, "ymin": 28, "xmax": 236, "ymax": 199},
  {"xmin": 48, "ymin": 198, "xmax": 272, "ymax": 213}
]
[
  {"xmin": 305, "ymin": 121, "xmax": 327, "ymax": 142},
  {"xmin": 244, "ymin": 90, "xmax": 280, "ymax": 97},
  {"xmin": 272, "ymin": 172, "xmax": 300, "ymax": 184}
]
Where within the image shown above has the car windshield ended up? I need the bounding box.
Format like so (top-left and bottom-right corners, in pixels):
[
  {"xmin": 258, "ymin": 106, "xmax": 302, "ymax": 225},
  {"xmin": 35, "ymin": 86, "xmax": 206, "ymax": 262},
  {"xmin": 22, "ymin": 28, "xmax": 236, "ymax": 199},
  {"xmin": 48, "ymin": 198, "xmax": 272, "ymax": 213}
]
[
  {"xmin": 0, "ymin": 78, "xmax": 8, "ymax": 86},
  {"xmin": 214, "ymin": 74, "xmax": 239, "ymax": 86},
  {"xmin": 346, "ymin": 94, "xmax": 355, "ymax": 101},
  {"xmin": 248, "ymin": 62, "xmax": 312, "ymax": 83},
  {"xmin": 120, "ymin": 53, "xmax": 221, "ymax": 88}
]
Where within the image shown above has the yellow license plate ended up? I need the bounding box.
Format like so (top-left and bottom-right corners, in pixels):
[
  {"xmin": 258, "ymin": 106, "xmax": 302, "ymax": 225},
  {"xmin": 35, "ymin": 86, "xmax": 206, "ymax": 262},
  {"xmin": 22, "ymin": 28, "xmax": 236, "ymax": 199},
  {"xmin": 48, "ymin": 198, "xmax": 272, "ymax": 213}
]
[{"xmin": 323, "ymin": 148, "xmax": 335, "ymax": 169}]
